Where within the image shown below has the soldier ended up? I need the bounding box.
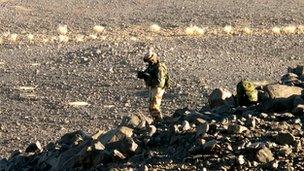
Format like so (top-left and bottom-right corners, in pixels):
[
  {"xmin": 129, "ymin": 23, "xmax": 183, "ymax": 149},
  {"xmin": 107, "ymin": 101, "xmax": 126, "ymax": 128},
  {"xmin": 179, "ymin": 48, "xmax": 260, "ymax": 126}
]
[{"xmin": 137, "ymin": 49, "xmax": 170, "ymax": 120}]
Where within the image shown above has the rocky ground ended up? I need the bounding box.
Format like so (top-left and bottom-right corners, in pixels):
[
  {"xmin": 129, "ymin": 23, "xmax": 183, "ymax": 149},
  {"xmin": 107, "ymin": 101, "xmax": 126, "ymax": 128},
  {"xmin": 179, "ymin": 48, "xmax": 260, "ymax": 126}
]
[
  {"xmin": 0, "ymin": 0, "xmax": 304, "ymax": 169},
  {"xmin": 1, "ymin": 71, "xmax": 304, "ymax": 170}
]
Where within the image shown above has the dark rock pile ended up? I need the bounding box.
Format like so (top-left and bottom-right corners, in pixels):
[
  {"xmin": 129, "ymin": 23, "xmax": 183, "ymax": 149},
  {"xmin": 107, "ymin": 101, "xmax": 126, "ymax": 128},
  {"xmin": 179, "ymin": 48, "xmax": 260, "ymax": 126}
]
[{"xmin": 1, "ymin": 65, "xmax": 304, "ymax": 170}]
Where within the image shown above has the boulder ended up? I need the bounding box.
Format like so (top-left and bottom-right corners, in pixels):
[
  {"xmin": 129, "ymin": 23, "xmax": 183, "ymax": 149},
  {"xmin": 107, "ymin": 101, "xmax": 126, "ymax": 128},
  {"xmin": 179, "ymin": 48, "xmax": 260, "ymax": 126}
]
[
  {"xmin": 264, "ymin": 84, "xmax": 303, "ymax": 99},
  {"xmin": 262, "ymin": 84, "xmax": 303, "ymax": 112},
  {"xmin": 208, "ymin": 88, "xmax": 235, "ymax": 108}
]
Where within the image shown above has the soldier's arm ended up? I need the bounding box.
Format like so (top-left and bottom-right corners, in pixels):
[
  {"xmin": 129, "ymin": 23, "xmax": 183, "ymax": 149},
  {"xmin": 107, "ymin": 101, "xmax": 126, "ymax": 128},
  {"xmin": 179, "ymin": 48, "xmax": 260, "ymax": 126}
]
[{"xmin": 157, "ymin": 65, "xmax": 167, "ymax": 88}]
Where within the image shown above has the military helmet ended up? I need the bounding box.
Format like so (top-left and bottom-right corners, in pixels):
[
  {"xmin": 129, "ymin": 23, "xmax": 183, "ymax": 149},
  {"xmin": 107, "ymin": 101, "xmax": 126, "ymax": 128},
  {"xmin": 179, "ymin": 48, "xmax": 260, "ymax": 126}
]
[{"xmin": 143, "ymin": 49, "xmax": 158, "ymax": 63}]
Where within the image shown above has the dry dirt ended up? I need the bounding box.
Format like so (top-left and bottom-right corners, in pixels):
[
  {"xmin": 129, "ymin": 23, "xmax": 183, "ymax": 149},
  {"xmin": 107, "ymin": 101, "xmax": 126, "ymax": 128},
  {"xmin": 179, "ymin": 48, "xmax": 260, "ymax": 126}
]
[{"xmin": 0, "ymin": 0, "xmax": 303, "ymax": 159}]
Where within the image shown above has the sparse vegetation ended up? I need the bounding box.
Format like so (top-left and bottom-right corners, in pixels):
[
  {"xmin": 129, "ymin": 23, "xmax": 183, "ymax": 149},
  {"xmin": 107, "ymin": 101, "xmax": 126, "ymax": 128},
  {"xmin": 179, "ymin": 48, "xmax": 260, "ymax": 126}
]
[{"xmin": 57, "ymin": 25, "xmax": 68, "ymax": 35}]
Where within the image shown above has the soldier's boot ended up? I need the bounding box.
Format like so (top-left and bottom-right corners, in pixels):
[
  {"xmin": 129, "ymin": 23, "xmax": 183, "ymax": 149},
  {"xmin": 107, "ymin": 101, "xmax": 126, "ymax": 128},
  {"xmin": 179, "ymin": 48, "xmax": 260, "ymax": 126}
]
[
  {"xmin": 149, "ymin": 98, "xmax": 163, "ymax": 121},
  {"xmin": 150, "ymin": 109, "xmax": 163, "ymax": 121}
]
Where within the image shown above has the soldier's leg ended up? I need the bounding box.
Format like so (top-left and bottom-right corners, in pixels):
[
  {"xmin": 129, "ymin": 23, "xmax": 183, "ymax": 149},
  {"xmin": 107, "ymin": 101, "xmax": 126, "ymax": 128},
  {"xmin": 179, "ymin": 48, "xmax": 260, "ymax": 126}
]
[{"xmin": 149, "ymin": 88, "xmax": 165, "ymax": 120}]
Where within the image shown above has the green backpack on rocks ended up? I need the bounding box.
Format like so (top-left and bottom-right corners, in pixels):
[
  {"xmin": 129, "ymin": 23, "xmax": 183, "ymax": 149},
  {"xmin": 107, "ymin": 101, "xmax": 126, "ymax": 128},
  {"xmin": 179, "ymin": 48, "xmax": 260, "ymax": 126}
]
[{"xmin": 236, "ymin": 80, "xmax": 258, "ymax": 106}]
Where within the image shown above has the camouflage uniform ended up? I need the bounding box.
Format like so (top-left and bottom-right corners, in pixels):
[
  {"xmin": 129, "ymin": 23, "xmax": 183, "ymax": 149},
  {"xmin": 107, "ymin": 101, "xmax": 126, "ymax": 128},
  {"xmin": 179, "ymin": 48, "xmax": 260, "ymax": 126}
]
[
  {"xmin": 236, "ymin": 80, "xmax": 258, "ymax": 106},
  {"xmin": 137, "ymin": 50, "xmax": 169, "ymax": 120}
]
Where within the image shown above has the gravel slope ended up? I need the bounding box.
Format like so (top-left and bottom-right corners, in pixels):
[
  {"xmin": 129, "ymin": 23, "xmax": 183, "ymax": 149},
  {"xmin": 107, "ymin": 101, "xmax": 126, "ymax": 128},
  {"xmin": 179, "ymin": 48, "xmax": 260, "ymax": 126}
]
[{"xmin": 0, "ymin": 0, "xmax": 303, "ymax": 157}]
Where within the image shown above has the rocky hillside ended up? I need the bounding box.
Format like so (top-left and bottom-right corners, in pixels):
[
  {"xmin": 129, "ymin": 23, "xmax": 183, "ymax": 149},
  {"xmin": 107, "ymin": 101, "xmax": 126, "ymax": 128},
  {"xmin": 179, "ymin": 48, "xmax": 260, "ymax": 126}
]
[{"xmin": 0, "ymin": 65, "xmax": 303, "ymax": 170}]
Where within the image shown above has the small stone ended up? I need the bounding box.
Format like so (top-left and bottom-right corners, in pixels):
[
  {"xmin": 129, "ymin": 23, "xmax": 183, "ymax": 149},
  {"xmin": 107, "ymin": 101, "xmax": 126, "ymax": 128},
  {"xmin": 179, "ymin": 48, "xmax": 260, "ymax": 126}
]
[
  {"xmin": 228, "ymin": 124, "xmax": 248, "ymax": 134},
  {"xmin": 292, "ymin": 104, "xmax": 304, "ymax": 115},
  {"xmin": 118, "ymin": 126, "xmax": 133, "ymax": 138},
  {"xmin": 113, "ymin": 149, "xmax": 126, "ymax": 160},
  {"xmin": 173, "ymin": 124, "xmax": 180, "ymax": 133},
  {"xmin": 96, "ymin": 49, "xmax": 102, "ymax": 54},
  {"xmin": 25, "ymin": 141, "xmax": 42, "ymax": 153},
  {"xmin": 68, "ymin": 101, "xmax": 90, "ymax": 107},
  {"xmin": 260, "ymin": 113, "xmax": 268, "ymax": 118},
  {"xmin": 295, "ymin": 140, "xmax": 302, "ymax": 152},
  {"xmin": 198, "ymin": 138, "xmax": 206, "ymax": 145},
  {"xmin": 182, "ymin": 121, "xmax": 191, "ymax": 131},
  {"xmin": 203, "ymin": 140, "xmax": 217, "ymax": 151},
  {"xmin": 278, "ymin": 145, "xmax": 292, "ymax": 157},
  {"xmin": 125, "ymin": 137, "xmax": 138, "ymax": 152},
  {"xmin": 252, "ymin": 161, "xmax": 259, "ymax": 167},
  {"xmin": 19, "ymin": 93, "xmax": 38, "ymax": 100},
  {"xmin": 196, "ymin": 122, "xmax": 209, "ymax": 137},
  {"xmin": 237, "ymin": 155, "xmax": 245, "ymax": 165},
  {"xmin": 92, "ymin": 130, "xmax": 105, "ymax": 140},
  {"xmin": 256, "ymin": 147, "xmax": 274, "ymax": 163},
  {"xmin": 272, "ymin": 160, "xmax": 279, "ymax": 169},
  {"xmin": 94, "ymin": 141, "xmax": 105, "ymax": 151},
  {"xmin": 275, "ymin": 132, "xmax": 295, "ymax": 145},
  {"xmin": 246, "ymin": 117, "xmax": 256, "ymax": 129},
  {"xmin": 147, "ymin": 125, "xmax": 156, "ymax": 137}
]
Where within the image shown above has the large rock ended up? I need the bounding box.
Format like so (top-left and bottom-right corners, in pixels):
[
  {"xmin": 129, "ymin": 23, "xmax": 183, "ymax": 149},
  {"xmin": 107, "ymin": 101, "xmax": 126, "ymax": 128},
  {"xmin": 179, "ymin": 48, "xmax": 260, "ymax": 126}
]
[
  {"xmin": 99, "ymin": 126, "xmax": 133, "ymax": 145},
  {"xmin": 208, "ymin": 88, "xmax": 235, "ymax": 108},
  {"xmin": 54, "ymin": 140, "xmax": 91, "ymax": 170},
  {"xmin": 59, "ymin": 130, "xmax": 90, "ymax": 146},
  {"xmin": 120, "ymin": 113, "xmax": 153, "ymax": 129},
  {"xmin": 256, "ymin": 147, "xmax": 274, "ymax": 163},
  {"xmin": 288, "ymin": 65, "xmax": 304, "ymax": 77},
  {"xmin": 275, "ymin": 132, "xmax": 295, "ymax": 145},
  {"xmin": 264, "ymin": 84, "xmax": 303, "ymax": 99},
  {"xmin": 107, "ymin": 137, "xmax": 139, "ymax": 154},
  {"xmin": 0, "ymin": 160, "xmax": 8, "ymax": 170},
  {"xmin": 262, "ymin": 84, "xmax": 303, "ymax": 112}
]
